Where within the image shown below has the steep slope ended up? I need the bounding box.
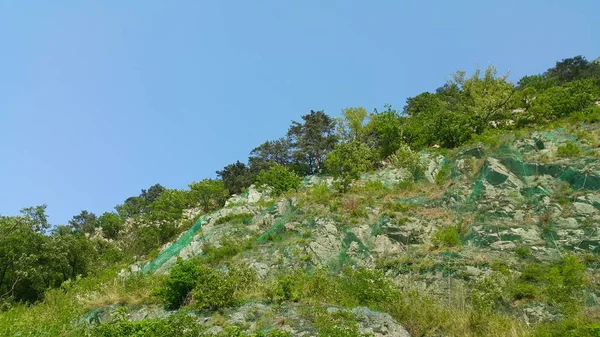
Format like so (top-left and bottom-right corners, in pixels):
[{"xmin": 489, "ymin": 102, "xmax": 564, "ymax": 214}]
[{"xmin": 80, "ymin": 124, "xmax": 600, "ymax": 336}]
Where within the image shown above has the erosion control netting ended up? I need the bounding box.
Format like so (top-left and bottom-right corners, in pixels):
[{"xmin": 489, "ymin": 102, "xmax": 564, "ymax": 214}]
[
  {"xmin": 141, "ymin": 215, "xmax": 206, "ymax": 273},
  {"xmin": 256, "ymin": 199, "xmax": 296, "ymax": 243},
  {"xmin": 142, "ymin": 129, "xmax": 599, "ymax": 273}
]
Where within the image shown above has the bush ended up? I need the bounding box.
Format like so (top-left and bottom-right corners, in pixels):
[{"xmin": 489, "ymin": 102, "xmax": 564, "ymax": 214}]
[
  {"xmin": 306, "ymin": 184, "xmax": 334, "ymax": 205},
  {"xmin": 267, "ymin": 269, "xmax": 307, "ymax": 303},
  {"xmin": 201, "ymin": 239, "xmax": 245, "ymax": 264},
  {"xmin": 189, "ymin": 179, "xmax": 229, "ymax": 213},
  {"xmin": 98, "ymin": 212, "xmax": 123, "ymax": 240},
  {"xmin": 324, "ymin": 141, "xmax": 375, "ymax": 192},
  {"xmin": 189, "ymin": 266, "xmax": 236, "ymax": 311},
  {"xmin": 431, "ymin": 225, "xmax": 462, "ymax": 248},
  {"xmin": 557, "ymin": 142, "xmax": 582, "ymax": 158},
  {"xmin": 214, "ymin": 213, "xmax": 254, "ymax": 225},
  {"xmin": 255, "ymin": 164, "xmax": 301, "ymax": 196},
  {"xmin": 159, "ymin": 258, "xmax": 203, "ymax": 309},
  {"xmin": 388, "ymin": 143, "xmax": 424, "ymax": 180},
  {"xmin": 91, "ymin": 312, "xmax": 205, "ymax": 337}
]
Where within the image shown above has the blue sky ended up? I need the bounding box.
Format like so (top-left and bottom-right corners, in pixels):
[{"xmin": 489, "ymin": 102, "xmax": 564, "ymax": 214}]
[{"xmin": 1, "ymin": 0, "xmax": 599, "ymax": 225}]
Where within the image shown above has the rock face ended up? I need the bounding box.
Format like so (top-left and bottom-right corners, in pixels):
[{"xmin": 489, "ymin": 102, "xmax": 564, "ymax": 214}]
[
  {"xmin": 350, "ymin": 307, "xmax": 411, "ymax": 337},
  {"xmin": 106, "ymin": 126, "xmax": 600, "ymax": 333}
]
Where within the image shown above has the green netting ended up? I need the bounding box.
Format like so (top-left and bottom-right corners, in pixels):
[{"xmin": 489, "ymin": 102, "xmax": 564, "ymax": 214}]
[
  {"xmin": 338, "ymin": 229, "xmax": 370, "ymax": 265},
  {"xmin": 141, "ymin": 215, "xmax": 206, "ymax": 273},
  {"xmin": 256, "ymin": 199, "xmax": 295, "ymax": 243}
]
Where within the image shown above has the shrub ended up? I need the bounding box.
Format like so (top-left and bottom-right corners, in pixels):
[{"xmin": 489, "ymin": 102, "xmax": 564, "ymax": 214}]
[
  {"xmin": 557, "ymin": 142, "xmax": 582, "ymax": 158},
  {"xmin": 255, "ymin": 164, "xmax": 301, "ymax": 196},
  {"xmin": 324, "ymin": 141, "xmax": 375, "ymax": 192},
  {"xmin": 515, "ymin": 246, "xmax": 532, "ymax": 260},
  {"xmin": 267, "ymin": 270, "xmax": 307, "ymax": 303},
  {"xmin": 306, "ymin": 184, "xmax": 334, "ymax": 205},
  {"xmin": 189, "ymin": 266, "xmax": 236, "ymax": 311},
  {"xmin": 340, "ymin": 267, "xmax": 395, "ymax": 306},
  {"xmin": 159, "ymin": 258, "xmax": 202, "ymax": 309},
  {"xmin": 201, "ymin": 239, "xmax": 245, "ymax": 264},
  {"xmin": 214, "ymin": 213, "xmax": 254, "ymax": 225},
  {"xmin": 91, "ymin": 312, "xmax": 206, "ymax": 337},
  {"xmin": 313, "ymin": 309, "xmax": 371, "ymax": 337},
  {"xmin": 98, "ymin": 212, "xmax": 123, "ymax": 240},
  {"xmin": 189, "ymin": 179, "xmax": 229, "ymax": 213},
  {"xmin": 388, "ymin": 143, "xmax": 424, "ymax": 180},
  {"xmin": 431, "ymin": 225, "xmax": 462, "ymax": 248}
]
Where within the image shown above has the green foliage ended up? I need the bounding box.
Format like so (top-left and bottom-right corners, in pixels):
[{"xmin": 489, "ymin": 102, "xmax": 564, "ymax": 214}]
[
  {"xmin": 159, "ymin": 258, "xmax": 202, "ymax": 309},
  {"xmin": 471, "ymin": 276, "xmax": 504, "ymax": 313},
  {"xmin": 451, "ymin": 65, "xmax": 515, "ymax": 133},
  {"xmin": 189, "ymin": 266, "xmax": 237, "ymax": 311},
  {"xmin": 546, "ymin": 55, "xmax": 600, "ymax": 85},
  {"xmin": 159, "ymin": 258, "xmax": 255, "ymax": 312},
  {"xmin": 368, "ymin": 105, "xmax": 404, "ymax": 159},
  {"xmin": 532, "ymin": 318, "xmax": 600, "ymax": 337},
  {"xmin": 214, "ymin": 212, "xmax": 254, "ymax": 225},
  {"xmin": 69, "ymin": 210, "xmax": 99, "ymax": 233},
  {"xmin": 435, "ymin": 165, "xmax": 452, "ymax": 185},
  {"xmin": 216, "ymin": 161, "xmax": 255, "ymax": 195},
  {"xmin": 510, "ymin": 256, "xmax": 586, "ymax": 312},
  {"xmin": 249, "ymin": 138, "xmax": 292, "ymax": 167},
  {"xmin": 530, "ymin": 79, "xmax": 600, "ymax": 121},
  {"xmin": 0, "ymin": 205, "xmax": 97, "ymax": 304},
  {"xmin": 515, "ymin": 246, "xmax": 532, "ymax": 260},
  {"xmin": 189, "ymin": 179, "xmax": 229, "ymax": 213},
  {"xmin": 305, "ymin": 183, "xmax": 334, "ymax": 205},
  {"xmin": 325, "ymin": 141, "xmax": 374, "ymax": 192},
  {"xmin": 267, "ymin": 269, "xmax": 307, "ymax": 303},
  {"xmin": 201, "ymin": 238, "xmax": 246, "ymax": 264},
  {"xmin": 115, "ymin": 184, "xmax": 166, "ymax": 219},
  {"xmin": 557, "ymin": 142, "xmax": 583, "ymax": 158},
  {"xmin": 145, "ymin": 189, "xmax": 191, "ymax": 223},
  {"xmin": 388, "ymin": 143, "xmax": 424, "ymax": 180},
  {"xmin": 431, "ymin": 225, "xmax": 462, "ymax": 248},
  {"xmin": 91, "ymin": 312, "xmax": 206, "ymax": 337},
  {"xmin": 287, "ymin": 110, "xmax": 338, "ymax": 174},
  {"xmin": 313, "ymin": 309, "xmax": 373, "ymax": 337},
  {"xmin": 335, "ymin": 106, "xmax": 373, "ymax": 143},
  {"xmin": 98, "ymin": 212, "xmax": 123, "ymax": 239},
  {"xmin": 255, "ymin": 163, "xmax": 301, "ymax": 196}
]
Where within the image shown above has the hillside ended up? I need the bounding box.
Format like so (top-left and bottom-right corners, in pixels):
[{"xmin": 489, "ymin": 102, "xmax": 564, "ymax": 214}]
[{"xmin": 1, "ymin": 56, "xmax": 600, "ymax": 336}]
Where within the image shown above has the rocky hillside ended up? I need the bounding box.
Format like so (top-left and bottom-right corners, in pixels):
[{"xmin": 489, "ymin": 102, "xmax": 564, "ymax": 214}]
[
  {"xmin": 80, "ymin": 124, "xmax": 600, "ymax": 336},
  {"xmin": 2, "ymin": 55, "xmax": 600, "ymax": 337}
]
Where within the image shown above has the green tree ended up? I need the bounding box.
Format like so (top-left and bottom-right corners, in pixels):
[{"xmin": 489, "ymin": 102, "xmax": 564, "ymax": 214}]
[
  {"xmin": 546, "ymin": 55, "xmax": 593, "ymax": 84},
  {"xmin": 368, "ymin": 105, "xmax": 404, "ymax": 159},
  {"xmin": 254, "ymin": 164, "xmax": 301, "ymax": 196},
  {"xmin": 287, "ymin": 110, "xmax": 338, "ymax": 174},
  {"xmin": 335, "ymin": 106, "xmax": 372, "ymax": 143},
  {"xmin": 98, "ymin": 212, "xmax": 123, "ymax": 240},
  {"xmin": 68, "ymin": 210, "xmax": 98, "ymax": 234},
  {"xmin": 249, "ymin": 138, "xmax": 292, "ymax": 166},
  {"xmin": 189, "ymin": 179, "xmax": 229, "ymax": 212},
  {"xmin": 216, "ymin": 161, "xmax": 255, "ymax": 195},
  {"xmin": 324, "ymin": 141, "xmax": 374, "ymax": 192},
  {"xmin": 388, "ymin": 143, "xmax": 424, "ymax": 180},
  {"xmin": 404, "ymin": 92, "xmax": 444, "ymax": 117},
  {"xmin": 146, "ymin": 189, "xmax": 191, "ymax": 223},
  {"xmin": 451, "ymin": 65, "xmax": 515, "ymax": 133},
  {"xmin": 530, "ymin": 79, "xmax": 600, "ymax": 121}
]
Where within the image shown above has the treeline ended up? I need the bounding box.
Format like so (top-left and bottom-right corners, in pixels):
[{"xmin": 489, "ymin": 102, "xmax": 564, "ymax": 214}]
[{"xmin": 1, "ymin": 55, "xmax": 599, "ymax": 306}]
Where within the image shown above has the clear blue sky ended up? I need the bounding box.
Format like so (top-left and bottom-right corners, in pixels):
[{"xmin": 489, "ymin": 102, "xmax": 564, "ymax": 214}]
[{"xmin": 1, "ymin": 1, "xmax": 598, "ymax": 225}]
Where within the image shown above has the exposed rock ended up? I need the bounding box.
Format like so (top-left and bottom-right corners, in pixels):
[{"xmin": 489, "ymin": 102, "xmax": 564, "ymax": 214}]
[
  {"xmin": 423, "ymin": 154, "xmax": 446, "ymax": 183},
  {"xmin": 573, "ymin": 202, "xmax": 598, "ymax": 216}
]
